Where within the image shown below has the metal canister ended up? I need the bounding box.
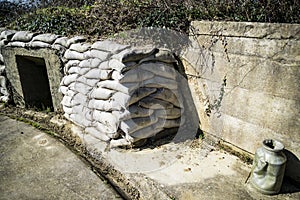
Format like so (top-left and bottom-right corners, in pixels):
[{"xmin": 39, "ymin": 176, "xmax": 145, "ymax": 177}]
[{"xmin": 250, "ymin": 139, "xmax": 287, "ymax": 195}]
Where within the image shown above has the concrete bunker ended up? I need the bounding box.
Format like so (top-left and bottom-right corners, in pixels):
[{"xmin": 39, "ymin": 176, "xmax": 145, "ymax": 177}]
[{"xmin": 1, "ymin": 47, "xmax": 63, "ymax": 111}]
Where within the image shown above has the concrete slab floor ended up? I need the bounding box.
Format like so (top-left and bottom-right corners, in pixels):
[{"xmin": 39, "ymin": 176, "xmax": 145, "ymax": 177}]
[{"xmin": 0, "ymin": 115, "xmax": 122, "ymax": 200}]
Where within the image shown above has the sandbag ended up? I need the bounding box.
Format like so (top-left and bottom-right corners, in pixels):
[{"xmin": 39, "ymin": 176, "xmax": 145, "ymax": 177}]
[
  {"xmin": 70, "ymin": 113, "xmax": 91, "ymax": 127},
  {"xmin": 129, "ymin": 87, "xmax": 156, "ymax": 105},
  {"xmin": 109, "ymin": 59, "xmax": 126, "ymax": 72},
  {"xmin": 62, "ymin": 105, "xmax": 74, "ymax": 115},
  {"xmin": 79, "ymin": 58, "xmax": 101, "ymax": 68},
  {"xmin": 0, "ymin": 30, "xmax": 16, "ymax": 40},
  {"xmin": 143, "ymin": 76, "xmax": 178, "ymax": 90},
  {"xmin": 64, "ymin": 49, "xmax": 86, "ymax": 60},
  {"xmin": 84, "ymin": 49, "xmax": 109, "ymax": 60},
  {"xmin": 120, "ymin": 48, "xmax": 158, "ymax": 63},
  {"xmin": 78, "ymin": 67, "xmax": 90, "ymax": 76},
  {"xmin": 59, "ymin": 86, "xmax": 68, "ymax": 95},
  {"xmin": 139, "ymin": 97, "xmax": 174, "ymax": 109},
  {"xmin": 85, "ymin": 127, "xmax": 111, "ymax": 141},
  {"xmin": 73, "ymin": 82, "xmax": 91, "ymax": 95},
  {"xmin": 111, "ymin": 92, "xmax": 130, "ymax": 109},
  {"xmin": 91, "ymin": 40, "xmax": 129, "ymax": 53},
  {"xmin": 65, "ymin": 60, "xmax": 80, "ymax": 74},
  {"xmin": 120, "ymin": 69, "xmax": 154, "ymax": 84},
  {"xmin": 84, "ymin": 68, "xmax": 112, "ymax": 80},
  {"xmin": 69, "ymin": 43, "xmax": 91, "ymax": 53},
  {"xmin": 11, "ymin": 31, "xmax": 35, "ymax": 42},
  {"xmin": 88, "ymin": 99, "xmax": 120, "ymax": 111},
  {"xmin": 61, "ymin": 95, "xmax": 79, "ymax": 107},
  {"xmin": 139, "ymin": 62, "xmax": 177, "ymax": 79},
  {"xmin": 97, "ymin": 80, "xmax": 131, "ymax": 94},
  {"xmin": 161, "ymin": 118, "xmax": 181, "ymax": 128},
  {"xmin": 66, "ymin": 36, "xmax": 86, "ymax": 48},
  {"xmin": 149, "ymin": 88, "xmax": 180, "ymax": 107},
  {"xmin": 93, "ymin": 110, "xmax": 118, "ymax": 132},
  {"xmin": 120, "ymin": 116, "xmax": 158, "ymax": 134},
  {"xmin": 73, "ymin": 92, "xmax": 88, "ymax": 105},
  {"xmin": 67, "ymin": 66, "xmax": 81, "ymax": 75},
  {"xmin": 32, "ymin": 33, "xmax": 59, "ymax": 44},
  {"xmin": 130, "ymin": 125, "xmax": 163, "ymax": 139},
  {"xmin": 111, "ymin": 70, "xmax": 124, "ymax": 80},
  {"xmin": 62, "ymin": 74, "xmax": 79, "ymax": 86},
  {"xmin": 139, "ymin": 49, "xmax": 177, "ymax": 64},
  {"xmin": 53, "ymin": 37, "xmax": 69, "ymax": 47},
  {"xmin": 7, "ymin": 42, "xmax": 26, "ymax": 47},
  {"xmin": 154, "ymin": 108, "xmax": 181, "ymax": 119},
  {"xmin": 90, "ymin": 87, "xmax": 115, "ymax": 100},
  {"xmin": 29, "ymin": 41, "xmax": 51, "ymax": 48}
]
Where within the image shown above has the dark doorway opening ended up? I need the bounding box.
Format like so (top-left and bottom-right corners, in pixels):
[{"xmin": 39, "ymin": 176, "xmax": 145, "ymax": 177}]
[{"xmin": 16, "ymin": 55, "xmax": 54, "ymax": 111}]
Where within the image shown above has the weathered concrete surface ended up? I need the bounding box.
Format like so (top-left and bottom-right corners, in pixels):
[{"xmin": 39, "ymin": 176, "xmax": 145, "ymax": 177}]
[
  {"xmin": 0, "ymin": 115, "xmax": 122, "ymax": 200},
  {"xmin": 68, "ymin": 120, "xmax": 300, "ymax": 200},
  {"xmin": 182, "ymin": 21, "xmax": 300, "ymax": 184},
  {"xmin": 1, "ymin": 47, "xmax": 63, "ymax": 111}
]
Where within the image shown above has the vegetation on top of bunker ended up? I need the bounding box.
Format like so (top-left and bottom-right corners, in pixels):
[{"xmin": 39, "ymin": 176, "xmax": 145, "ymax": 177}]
[{"xmin": 0, "ymin": 0, "xmax": 299, "ymax": 39}]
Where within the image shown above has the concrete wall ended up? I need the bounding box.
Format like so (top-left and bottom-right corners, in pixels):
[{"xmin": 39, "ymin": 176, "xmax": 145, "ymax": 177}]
[{"xmin": 182, "ymin": 21, "xmax": 300, "ymax": 158}]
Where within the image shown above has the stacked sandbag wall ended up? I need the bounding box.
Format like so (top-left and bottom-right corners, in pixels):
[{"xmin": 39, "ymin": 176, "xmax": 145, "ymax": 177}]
[{"xmin": 0, "ymin": 29, "xmax": 192, "ymax": 147}]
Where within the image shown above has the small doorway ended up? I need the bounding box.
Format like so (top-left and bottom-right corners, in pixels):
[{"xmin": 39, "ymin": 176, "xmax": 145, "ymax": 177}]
[{"xmin": 16, "ymin": 55, "xmax": 54, "ymax": 111}]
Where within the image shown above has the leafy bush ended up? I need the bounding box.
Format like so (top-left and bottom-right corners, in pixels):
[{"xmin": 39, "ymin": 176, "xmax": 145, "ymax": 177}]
[{"xmin": 1, "ymin": 0, "xmax": 299, "ymax": 38}]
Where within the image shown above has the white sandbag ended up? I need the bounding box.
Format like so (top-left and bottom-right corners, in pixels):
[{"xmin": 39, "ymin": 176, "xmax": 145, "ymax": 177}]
[
  {"xmin": 51, "ymin": 44, "xmax": 65, "ymax": 51},
  {"xmin": 61, "ymin": 95, "xmax": 79, "ymax": 107},
  {"xmin": 66, "ymin": 36, "xmax": 86, "ymax": 48},
  {"xmin": 139, "ymin": 97, "xmax": 174, "ymax": 109},
  {"xmin": 0, "ymin": 96, "xmax": 9, "ymax": 102},
  {"xmin": 98, "ymin": 60, "xmax": 112, "ymax": 70},
  {"xmin": 0, "ymin": 30, "xmax": 16, "ymax": 40},
  {"xmin": 111, "ymin": 92, "xmax": 130, "ymax": 109},
  {"xmin": 72, "ymin": 104, "xmax": 84, "ymax": 114},
  {"xmin": 67, "ymin": 66, "xmax": 81, "ymax": 75},
  {"xmin": 70, "ymin": 113, "xmax": 91, "ymax": 127},
  {"xmin": 85, "ymin": 127, "xmax": 111, "ymax": 142},
  {"xmin": 97, "ymin": 80, "xmax": 132, "ymax": 94},
  {"xmin": 111, "ymin": 70, "xmax": 124, "ymax": 80},
  {"xmin": 88, "ymin": 99, "xmax": 120, "ymax": 111},
  {"xmin": 65, "ymin": 60, "xmax": 80, "ymax": 74},
  {"xmin": 29, "ymin": 41, "xmax": 51, "ymax": 48},
  {"xmin": 62, "ymin": 74, "xmax": 79, "ymax": 86},
  {"xmin": 62, "ymin": 105, "xmax": 74, "ymax": 115},
  {"xmin": 84, "ymin": 49, "xmax": 109, "ymax": 60},
  {"xmin": 149, "ymin": 88, "xmax": 180, "ymax": 107},
  {"xmin": 85, "ymin": 108, "xmax": 93, "ymax": 121},
  {"xmin": 112, "ymin": 105, "xmax": 153, "ymax": 121},
  {"xmin": 139, "ymin": 62, "xmax": 177, "ymax": 79},
  {"xmin": 120, "ymin": 116, "xmax": 158, "ymax": 134},
  {"xmin": 66, "ymin": 89, "xmax": 77, "ymax": 97},
  {"xmin": 109, "ymin": 59, "xmax": 126, "ymax": 72},
  {"xmin": 90, "ymin": 87, "xmax": 115, "ymax": 100},
  {"xmin": 0, "ymin": 54, "xmax": 4, "ymax": 63},
  {"xmin": 53, "ymin": 36, "xmax": 69, "ymax": 47},
  {"xmin": 11, "ymin": 31, "xmax": 35, "ymax": 42},
  {"xmin": 59, "ymin": 86, "xmax": 68, "ymax": 94},
  {"xmin": 0, "ymin": 65, "xmax": 5, "ymax": 74},
  {"xmin": 155, "ymin": 108, "xmax": 181, "ymax": 119},
  {"xmin": 79, "ymin": 58, "xmax": 101, "ymax": 68},
  {"xmin": 109, "ymin": 138, "xmax": 133, "ymax": 148},
  {"xmin": 120, "ymin": 69, "xmax": 154, "ymax": 84},
  {"xmin": 64, "ymin": 49, "xmax": 86, "ymax": 60},
  {"xmin": 93, "ymin": 110, "xmax": 118, "ymax": 132},
  {"xmin": 73, "ymin": 92, "xmax": 88, "ymax": 105},
  {"xmin": 69, "ymin": 43, "xmax": 91, "ymax": 53},
  {"xmin": 78, "ymin": 67, "xmax": 90, "ymax": 76},
  {"xmin": 7, "ymin": 41, "xmax": 26, "ymax": 47},
  {"xmin": 84, "ymin": 68, "xmax": 112, "ymax": 80},
  {"xmin": 73, "ymin": 82, "xmax": 91, "ymax": 95},
  {"xmin": 128, "ymin": 87, "xmax": 156, "ymax": 105},
  {"xmin": 91, "ymin": 40, "xmax": 129, "ymax": 53},
  {"xmin": 85, "ymin": 78, "xmax": 99, "ymax": 87},
  {"xmin": 32, "ymin": 33, "xmax": 59, "ymax": 44}
]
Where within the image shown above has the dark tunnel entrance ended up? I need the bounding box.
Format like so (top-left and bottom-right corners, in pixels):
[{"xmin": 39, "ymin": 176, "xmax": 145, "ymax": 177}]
[{"xmin": 16, "ymin": 55, "xmax": 54, "ymax": 111}]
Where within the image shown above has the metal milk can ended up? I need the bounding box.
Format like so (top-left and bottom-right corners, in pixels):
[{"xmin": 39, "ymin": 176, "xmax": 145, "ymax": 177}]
[{"xmin": 250, "ymin": 139, "xmax": 287, "ymax": 195}]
